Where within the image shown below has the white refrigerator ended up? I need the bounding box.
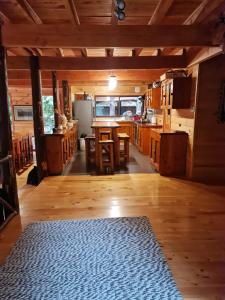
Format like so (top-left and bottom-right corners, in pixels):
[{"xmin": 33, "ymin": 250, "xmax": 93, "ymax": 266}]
[{"xmin": 74, "ymin": 100, "xmax": 93, "ymax": 138}]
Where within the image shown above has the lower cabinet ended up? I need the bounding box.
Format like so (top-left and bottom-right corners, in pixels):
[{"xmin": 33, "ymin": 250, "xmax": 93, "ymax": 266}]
[
  {"xmin": 136, "ymin": 124, "xmax": 162, "ymax": 155},
  {"xmin": 150, "ymin": 129, "xmax": 188, "ymax": 176},
  {"xmin": 45, "ymin": 124, "xmax": 78, "ymax": 175}
]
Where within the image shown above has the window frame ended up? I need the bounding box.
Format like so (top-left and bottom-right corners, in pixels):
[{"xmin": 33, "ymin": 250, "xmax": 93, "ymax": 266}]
[{"xmin": 95, "ymin": 95, "xmax": 143, "ymax": 117}]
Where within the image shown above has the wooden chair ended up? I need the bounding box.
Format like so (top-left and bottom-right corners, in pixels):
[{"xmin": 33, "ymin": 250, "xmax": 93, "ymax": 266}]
[
  {"xmin": 98, "ymin": 140, "xmax": 114, "ymax": 173},
  {"xmin": 118, "ymin": 133, "xmax": 130, "ymax": 166}
]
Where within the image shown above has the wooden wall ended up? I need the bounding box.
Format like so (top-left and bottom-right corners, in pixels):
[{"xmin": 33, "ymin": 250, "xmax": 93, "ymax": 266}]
[
  {"xmin": 71, "ymin": 85, "xmax": 147, "ymax": 98},
  {"xmin": 9, "ymin": 87, "xmax": 52, "ymax": 135},
  {"xmin": 191, "ymin": 54, "xmax": 225, "ymax": 184}
]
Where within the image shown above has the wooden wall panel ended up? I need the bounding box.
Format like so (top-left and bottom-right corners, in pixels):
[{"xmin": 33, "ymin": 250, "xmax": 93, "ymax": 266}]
[
  {"xmin": 71, "ymin": 85, "xmax": 147, "ymax": 96},
  {"xmin": 192, "ymin": 54, "xmax": 225, "ymax": 184},
  {"xmin": 9, "ymin": 87, "xmax": 52, "ymax": 135}
]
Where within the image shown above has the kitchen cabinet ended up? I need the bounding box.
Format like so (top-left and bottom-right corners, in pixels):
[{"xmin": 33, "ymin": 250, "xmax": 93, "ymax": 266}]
[
  {"xmin": 145, "ymin": 87, "xmax": 161, "ymax": 109},
  {"xmin": 161, "ymin": 77, "xmax": 192, "ymax": 109},
  {"xmin": 150, "ymin": 129, "xmax": 188, "ymax": 176},
  {"xmin": 135, "ymin": 123, "xmax": 162, "ymax": 155},
  {"xmin": 45, "ymin": 123, "xmax": 78, "ymax": 175}
]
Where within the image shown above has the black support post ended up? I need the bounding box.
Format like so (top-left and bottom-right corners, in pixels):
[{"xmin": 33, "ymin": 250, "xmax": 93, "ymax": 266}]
[
  {"xmin": 0, "ymin": 44, "xmax": 19, "ymax": 212},
  {"xmin": 30, "ymin": 56, "xmax": 46, "ymax": 183}
]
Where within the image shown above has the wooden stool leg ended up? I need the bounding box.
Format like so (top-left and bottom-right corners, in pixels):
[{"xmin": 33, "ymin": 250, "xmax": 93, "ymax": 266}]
[
  {"xmin": 110, "ymin": 143, "xmax": 114, "ymax": 172},
  {"xmin": 99, "ymin": 144, "xmax": 103, "ymax": 173},
  {"xmin": 125, "ymin": 139, "xmax": 129, "ymax": 164}
]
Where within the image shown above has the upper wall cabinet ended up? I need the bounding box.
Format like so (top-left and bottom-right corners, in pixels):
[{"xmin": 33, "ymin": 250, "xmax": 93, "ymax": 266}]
[
  {"xmin": 145, "ymin": 87, "xmax": 161, "ymax": 109},
  {"xmin": 161, "ymin": 77, "xmax": 192, "ymax": 109}
]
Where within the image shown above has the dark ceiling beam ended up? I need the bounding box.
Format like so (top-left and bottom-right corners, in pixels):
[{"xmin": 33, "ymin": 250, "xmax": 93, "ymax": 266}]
[
  {"xmin": 2, "ymin": 24, "xmax": 216, "ymax": 48},
  {"xmin": 6, "ymin": 55, "xmax": 187, "ymax": 70},
  {"xmin": 16, "ymin": 0, "xmax": 42, "ymax": 24}
]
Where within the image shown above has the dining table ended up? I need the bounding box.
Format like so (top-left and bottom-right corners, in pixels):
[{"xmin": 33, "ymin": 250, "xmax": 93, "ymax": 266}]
[{"xmin": 91, "ymin": 121, "xmax": 120, "ymax": 168}]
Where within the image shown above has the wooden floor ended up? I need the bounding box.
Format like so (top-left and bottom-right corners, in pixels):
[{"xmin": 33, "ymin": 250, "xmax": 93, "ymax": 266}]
[{"xmin": 1, "ymin": 174, "xmax": 225, "ymax": 299}]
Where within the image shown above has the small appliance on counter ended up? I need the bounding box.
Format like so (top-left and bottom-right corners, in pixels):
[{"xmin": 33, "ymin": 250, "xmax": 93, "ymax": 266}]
[{"xmin": 146, "ymin": 109, "xmax": 156, "ymax": 123}]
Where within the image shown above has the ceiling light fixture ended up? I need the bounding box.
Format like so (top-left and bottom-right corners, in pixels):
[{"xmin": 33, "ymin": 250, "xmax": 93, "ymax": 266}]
[
  {"xmin": 108, "ymin": 75, "xmax": 117, "ymax": 90},
  {"xmin": 114, "ymin": 0, "xmax": 126, "ymax": 21}
]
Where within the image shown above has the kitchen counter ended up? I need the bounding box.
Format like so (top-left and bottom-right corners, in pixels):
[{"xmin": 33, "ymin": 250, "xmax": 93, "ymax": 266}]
[{"xmin": 135, "ymin": 122, "xmax": 161, "ymax": 128}]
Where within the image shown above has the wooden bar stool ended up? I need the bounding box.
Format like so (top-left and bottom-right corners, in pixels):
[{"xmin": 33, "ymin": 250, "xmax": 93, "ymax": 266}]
[
  {"xmin": 85, "ymin": 135, "xmax": 96, "ymax": 167},
  {"xmin": 99, "ymin": 130, "xmax": 112, "ymax": 140},
  {"xmin": 118, "ymin": 133, "xmax": 130, "ymax": 165},
  {"xmin": 99, "ymin": 140, "xmax": 114, "ymax": 173}
]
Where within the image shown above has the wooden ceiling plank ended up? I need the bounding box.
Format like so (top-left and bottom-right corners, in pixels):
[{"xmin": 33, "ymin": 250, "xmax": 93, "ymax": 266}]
[
  {"xmin": 64, "ymin": 0, "xmax": 80, "ymax": 25},
  {"xmin": 7, "ymin": 55, "xmax": 187, "ymax": 71},
  {"xmin": 16, "ymin": 0, "xmax": 43, "ymax": 24},
  {"xmin": 184, "ymin": 0, "xmax": 225, "ymax": 25},
  {"xmin": 162, "ymin": 0, "xmax": 225, "ymax": 57},
  {"xmin": 0, "ymin": 11, "xmax": 10, "ymax": 24},
  {"xmin": 2, "ymin": 24, "xmax": 215, "ymax": 48},
  {"xmin": 148, "ymin": 0, "xmax": 174, "ymax": 25}
]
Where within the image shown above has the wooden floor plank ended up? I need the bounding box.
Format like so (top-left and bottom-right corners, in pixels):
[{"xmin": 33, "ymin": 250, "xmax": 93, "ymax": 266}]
[{"xmin": 0, "ymin": 173, "xmax": 225, "ymax": 299}]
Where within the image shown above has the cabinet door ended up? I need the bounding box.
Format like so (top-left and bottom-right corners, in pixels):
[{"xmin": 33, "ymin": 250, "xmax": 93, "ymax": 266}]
[
  {"xmin": 167, "ymin": 81, "xmax": 173, "ymax": 108},
  {"xmin": 163, "ymin": 108, "xmax": 171, "ymax": 131},
  {"xmin": 151, "ymin": 88, "xmax": 161, "ymax": 109},
  {"xmin": 161, "ymin": 84, "xmax": 166, "ymax": 108}
]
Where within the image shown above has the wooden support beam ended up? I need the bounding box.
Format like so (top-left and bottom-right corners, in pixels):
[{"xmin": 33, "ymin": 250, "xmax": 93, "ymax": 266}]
[
  {"xmin": 148, "ymin": 0, "xmax": 174, "ymax": 25},
  {"xmin": 80, "ymin": 48, "xmax": 87, "ymax": 57},
  {"xmin": 1, "ymin": 24, "xmax": 215, "ymax": 48},
  {"xmin": 0, "ymin": 11, "xmax": 10, "ymax": 24},
  {"xmin": 64, "ymin": 0, "xmax": 80, "ymax": 25},
  {"xmin": 52, "ymin": 71, "xmax": 60, "ymax": 129},
  {"xmin": 184, "ymin": 0, "xmax": 225, "ymax": 25},
  {"xmin": 57, "ymin": 48, "xmax": 64, "ymax": 57},
  {"xmin": 16, "ymin": 0, "xmax": 43, "ymax": 24},
  {"xmin": 187, "ymin": 46, "xmax": 223, "ymax": 66},
  {"xmin": 132, "ymin": 48, "xmax": 142, "ymax": 57},
  {"xmin": 29, "ymin": 56, "xmax": 46, "ymax": 182},
  {"xmin": 7, "ymin": 55, "xmax": 187, "ymax": 70},
  {"xmin": 0, "ymin": 45, "xmax": 19, "ymax": 211},
  {"xmin": 111, "ymin": 0, "xmax": 118, "ymax": 25},
  {"xmin": 62, "ymin": 80, "xmax": 72, "ymax": 121},
  {"xmin": 106, "ymin": 48, "xmax": 114, "ymax": 57},
  {"xmin": 8, "ymin": 69, "xmax": 166, "ymax": 82}
]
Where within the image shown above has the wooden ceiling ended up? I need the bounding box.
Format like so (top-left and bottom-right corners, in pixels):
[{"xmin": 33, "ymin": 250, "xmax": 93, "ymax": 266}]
[
  {"xmin": 1, "ymin": 0, "xmax": 224, "ymax": 58},
  {"xmin": 0, "ymin": 0, "xmax": 224, "ymax": 88}
]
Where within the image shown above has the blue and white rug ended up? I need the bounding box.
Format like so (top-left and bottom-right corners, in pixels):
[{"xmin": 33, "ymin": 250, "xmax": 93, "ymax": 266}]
[{"xmin": 0, "ymin": 217, "xmax": 182, "ymax": 299}]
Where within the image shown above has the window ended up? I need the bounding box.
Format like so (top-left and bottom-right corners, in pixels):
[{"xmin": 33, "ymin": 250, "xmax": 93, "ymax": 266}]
[
  {"xmin": 42, "ymin": 96, "xmax": 54, "ymax": 133},
  {"xmin": 95, "ymin": 96, "xmax": 143, "ymax": 117}
]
